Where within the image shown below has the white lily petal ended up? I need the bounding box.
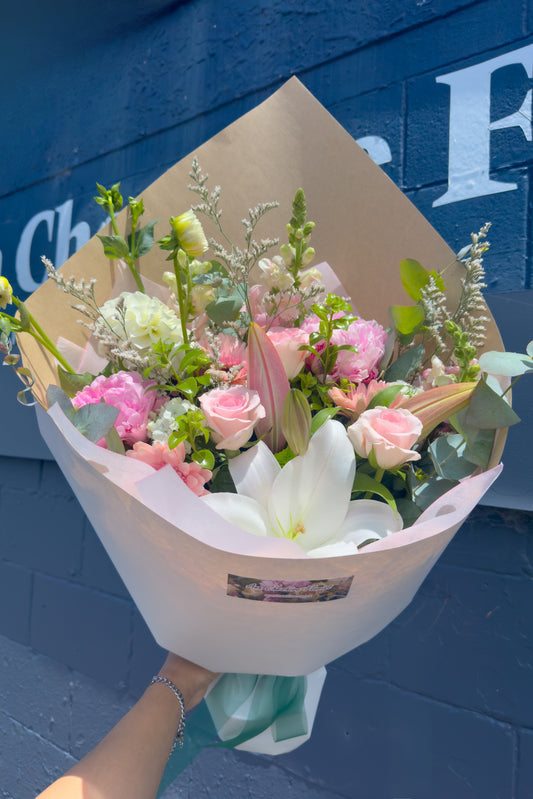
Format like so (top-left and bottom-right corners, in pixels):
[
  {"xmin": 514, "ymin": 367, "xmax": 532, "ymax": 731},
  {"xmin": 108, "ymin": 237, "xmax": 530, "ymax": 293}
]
[
  {"xmin": 228, "ymin": 442, "xmax": 281, "ymax": 505},
  {"xmin": 202, "ymin": 493, "xmax": 270, "ymax": 537},
  {"xmin": 268, "ymin": 420, "xmax": 355, "ymax": 551},
  {"xmin": 334, "ymin": 499, "xmax": 403, "ymax": 547},
  {"xmin": 307, "ymin": 540, "xmax": 359, "ymax": 558}
]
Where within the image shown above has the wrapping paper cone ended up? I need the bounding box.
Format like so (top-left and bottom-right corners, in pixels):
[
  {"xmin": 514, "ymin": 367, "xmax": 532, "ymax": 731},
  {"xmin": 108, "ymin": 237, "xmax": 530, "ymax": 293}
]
[
  {"xmin": 36, "ymin": 402, "xmax": 501, "ymax": 676},
  {"xmin": 20, "ymin": 78, "xmax": 506, "ymax": 679}
]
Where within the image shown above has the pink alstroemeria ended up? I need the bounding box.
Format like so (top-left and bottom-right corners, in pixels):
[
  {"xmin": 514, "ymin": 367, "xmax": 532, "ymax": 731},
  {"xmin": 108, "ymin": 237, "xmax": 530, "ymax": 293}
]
[
  {"xmin": 202, "ymin": 420, "xmax": 402, "ymax": 557},
  {"xmin": 329, "ymin": 380, "xmax": 396, "ymax": 418}
]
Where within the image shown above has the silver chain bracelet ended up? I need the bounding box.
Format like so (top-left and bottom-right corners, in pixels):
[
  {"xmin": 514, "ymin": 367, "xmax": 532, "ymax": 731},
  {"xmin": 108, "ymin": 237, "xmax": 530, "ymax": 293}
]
[{"xmin": 150, "ymin": 675, "xmax": 186, "ymax": 754}]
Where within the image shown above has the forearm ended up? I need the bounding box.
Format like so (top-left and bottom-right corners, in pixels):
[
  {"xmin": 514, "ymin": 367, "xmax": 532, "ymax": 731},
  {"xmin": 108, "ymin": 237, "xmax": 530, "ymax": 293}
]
[{"xmin": 37, "ymin": 655, "xmax": 215, "ymax": 799}]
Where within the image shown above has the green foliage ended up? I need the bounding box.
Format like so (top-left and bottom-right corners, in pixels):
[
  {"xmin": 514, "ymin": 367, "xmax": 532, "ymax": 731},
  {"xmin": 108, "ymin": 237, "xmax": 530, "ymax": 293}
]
[
  {"xmin": 399, "ymin": 258, "xmax": 445, "ymax": 301},
  {"xmin": 97, "ymin": 234, "xmax": 131, "ymax": 261},
  {"xmin": 351, "ymin": 473, "xmax": 398, "ymax": 515},
  {"xmin": 46, "ymin": 385, "xmax": 119, "ymax": 443},
  {"xmin": 384, "ymin": 343, "xmax": 425, "ymax": 381},
  {"xmin": 58, "ymin": 367, "xmax": 95, "ymax": 398},
  {"xmin": 206, "ymin": 292, "xmax": 243, "ymax": 324},
  {"xmin": 465, "ymin": 377, "xmax": 521, "ymax": 429},
  {"xmin": 366, "ymin": 384, "xmax": 403, "ymax": 409},
  {"xmin": 428, "ymin": 434, "xmax": 478, "ymax": 480},
  {"xmin": 479, "ymin": 349, "xmax": 533, "ymax": 377},
  {"xmin": 94, "ymin": 182, "xmax": 123, "ymax": 213}
]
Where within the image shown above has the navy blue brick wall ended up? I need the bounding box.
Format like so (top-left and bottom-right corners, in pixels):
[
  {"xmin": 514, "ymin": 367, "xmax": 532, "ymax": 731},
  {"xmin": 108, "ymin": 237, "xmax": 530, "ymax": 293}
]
[{"xmin": 1, "ymin": 1, "xmax": 533, "ymax": 797}]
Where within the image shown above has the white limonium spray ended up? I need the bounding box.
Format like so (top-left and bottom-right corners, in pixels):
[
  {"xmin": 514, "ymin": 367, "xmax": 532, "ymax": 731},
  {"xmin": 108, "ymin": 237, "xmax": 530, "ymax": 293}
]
[{"xmin": 203, "ymin": 420, "xmax": 402, "ymax": 557}]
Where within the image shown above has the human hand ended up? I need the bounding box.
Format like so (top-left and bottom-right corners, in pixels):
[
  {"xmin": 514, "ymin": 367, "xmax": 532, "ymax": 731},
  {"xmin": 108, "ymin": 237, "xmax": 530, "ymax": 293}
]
[{"xmin": 157, "ymin": 653, "xmax": 218, "ymax": 711}]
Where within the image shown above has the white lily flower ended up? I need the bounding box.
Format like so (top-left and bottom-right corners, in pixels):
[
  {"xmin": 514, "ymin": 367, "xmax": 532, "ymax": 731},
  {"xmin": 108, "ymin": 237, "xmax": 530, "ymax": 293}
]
[{"xmin": 203, "ymin": 420, "xmax": 402, "ymax": 557}]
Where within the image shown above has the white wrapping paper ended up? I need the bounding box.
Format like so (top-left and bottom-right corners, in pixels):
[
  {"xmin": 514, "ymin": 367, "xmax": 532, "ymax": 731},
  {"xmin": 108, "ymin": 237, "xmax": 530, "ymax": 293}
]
[{"xmin": 37, "ymin": 403, "xmax": 501, "ymax": 676}]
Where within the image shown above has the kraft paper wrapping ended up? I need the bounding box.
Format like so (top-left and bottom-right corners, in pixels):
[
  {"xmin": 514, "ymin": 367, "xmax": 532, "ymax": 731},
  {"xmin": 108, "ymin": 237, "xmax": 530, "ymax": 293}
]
[{"xmin": 20, "ymin": 78, "xmax": 505, "ymax": 676}]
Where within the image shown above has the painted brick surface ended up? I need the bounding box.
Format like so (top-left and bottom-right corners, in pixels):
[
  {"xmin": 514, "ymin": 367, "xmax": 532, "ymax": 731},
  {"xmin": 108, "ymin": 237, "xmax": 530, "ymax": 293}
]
[{"xmin": 1, "ymin": 1, "xmax": 533, "ymax": 797}]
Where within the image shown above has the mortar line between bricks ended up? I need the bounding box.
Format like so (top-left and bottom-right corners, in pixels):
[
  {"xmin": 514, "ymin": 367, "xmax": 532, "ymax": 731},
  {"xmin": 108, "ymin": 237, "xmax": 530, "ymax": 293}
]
[
  {"xmin": 329, "ymin": 669, "xmax": 533, "ymax": 732},
  {"xmin": 511, "ymin": 727, "xmax": 519, "ymax": 799},
  {"xmin": 1, "ymin": 708, "xmax": 75, "ymax": 761},
  {"xmin": 241, "ymin": 754, "xmax": 355, "ymax": 799},
  {"xmin": 403, "ymin": 163, "xmax": 530, "ymax": 195}
]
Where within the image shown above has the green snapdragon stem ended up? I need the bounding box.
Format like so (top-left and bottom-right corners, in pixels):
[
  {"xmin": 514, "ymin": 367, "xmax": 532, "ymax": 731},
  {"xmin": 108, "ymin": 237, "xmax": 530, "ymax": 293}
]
[
  {"xmin": 27, "ymin": 312, "xmax": 76, "ymax": 374},
  {"xmin": 108, "ymin": 202, "xmax": 145, "ymax": 294},
  {"xmin": 126, "ymin": 257, "xmax": 146, "ymax": 293},
  {"xmin": 173, "ymin": 255, "xmax": 189, "ymax": 346}
]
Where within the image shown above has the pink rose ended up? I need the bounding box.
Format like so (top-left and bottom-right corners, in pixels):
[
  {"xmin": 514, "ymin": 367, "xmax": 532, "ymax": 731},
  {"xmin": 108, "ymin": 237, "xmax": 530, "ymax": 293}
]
[
  {"xmin": 126, "ymin": 441, "xmax": 211, "ymax": 497},
  {"xmin": 72, "ymin": 371, "xmax": 158, "ymax": 446},
  {"xmin": 347, "ymin": 406, "xmax": 423, "ymax": 469},
  {"xmin": 266, "ymin": 326, "xmax": 309, "ymax": 379},
  {"xmin": 199, "ymin": 385, "xmax": 266, "ymax": 450}
]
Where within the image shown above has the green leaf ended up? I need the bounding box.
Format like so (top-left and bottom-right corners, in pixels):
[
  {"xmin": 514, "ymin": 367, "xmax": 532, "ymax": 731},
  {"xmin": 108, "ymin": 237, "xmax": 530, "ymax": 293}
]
[
  {"xmin": 310, "ymin": 407, "xmax": 338, "ymax": 436},
  {"xmin": 366, "ymin": 384, "xmax": 403, "ymax": 410},
  {"xmin": 428, "ymin": 434, "xmax": 478, "ymax": 480},
  {"xmin": 46, "ymin": 385, "xmax": 75, "ymax": 421},
  {"xmin": 73, "ymin": 403, "xmax": 119, "ymax": 443},
  {"xmin": 177, "ymin": 376, "xmax": 198, "ymax": 400},
  {"xmin": 97, "ymin": 234, "xmax": 130, "ymax": 260},
  {"xmin": 105, "ymin": 425, "xmax": 126, "ymax": 454},
  {"xmin": 131, "ymin": 221, "xmax": 157, "ymax": 258},
  {"xmin": 465, "ymin": 378, "xmax": 521, "ymax": 429},
  {"xmin": 399, "ymin": 259, "xmax": 429, "ymax": 301},
  {"xmin": 205, "ymin": 293, "xmax": 243, "ymax": 324},
  {"xmin": 478, "ymin": 349, "xmax": 533, "ymax": 377},
  {"xmin": 58, "ymin": 367, "xmax": 95, "ymax": 398},
  {"xmin": 411, "ymin": 474, "xmax": 457, "ymax": 512},
  {"xmin": 527, "ymin": 340, "xmax": 533, "ymax": 357},
  {"xmin": 168, "ymin": 430, "xmax": 188, "ymax": 449},
  {"xmin": 390, "ymin": 304, "xmax": 425, "ymax": 335},
  {"xmin": 450, "ymin": 408, "xmax": 496, "ymax": 468},
  {"xmin": 384, "ymin": 343, "xmax": 425, "ymax": 381},
  {"xmin": 209, "ymin": 463, "xmax": 236, "ymax": 493},
  {"xmin": 396, "ymin": 498, "xmax": 422, "ymax": 527},
  {"xmin": 192, "ymin": 449, "xmax": 215, "ymax": 470},
  {"xmin": 351, "ymin": 473, "xmax": 398, "ymax": 515}
]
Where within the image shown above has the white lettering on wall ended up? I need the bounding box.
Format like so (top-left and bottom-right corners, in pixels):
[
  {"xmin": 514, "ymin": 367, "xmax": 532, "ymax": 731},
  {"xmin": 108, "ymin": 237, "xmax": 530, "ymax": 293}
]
[
  {"xmin": 356, "ymin": 135, "xmax": 392, "ymax": 165},
  {"xmin": 15, "ymin": 200, "xmax": 91, "ymax": 293},
  {"xmin": 434, "ymin": 43, "xmax": 533, "ymax": 207}
]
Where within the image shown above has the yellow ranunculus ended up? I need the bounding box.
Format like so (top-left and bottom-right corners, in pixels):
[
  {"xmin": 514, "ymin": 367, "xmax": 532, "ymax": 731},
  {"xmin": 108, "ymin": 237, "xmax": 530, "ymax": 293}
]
[
  {"xmin": 0, "ymin": 276, "xmax": 13, "ymax": 309},
  {"xmin": 171, "ymin": 210, "xmax": 208, "ymax": 258}
]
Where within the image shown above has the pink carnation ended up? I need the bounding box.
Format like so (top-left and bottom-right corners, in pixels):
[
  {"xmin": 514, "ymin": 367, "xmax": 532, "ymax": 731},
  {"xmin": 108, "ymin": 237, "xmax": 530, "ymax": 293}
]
[
  {"xmin": 72, "ymin": 371, "xmax": 158, "ymax": 446},
  {"xmin": 126, "ymin": 441, "xmax": 212, "ymax": 497}
]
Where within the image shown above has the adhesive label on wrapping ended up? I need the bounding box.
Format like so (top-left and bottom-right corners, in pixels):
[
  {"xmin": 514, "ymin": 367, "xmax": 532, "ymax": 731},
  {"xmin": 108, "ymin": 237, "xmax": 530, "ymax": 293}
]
[{"xmin": 227, "ymin": 574, "xmax": 354, "ymax": 603}]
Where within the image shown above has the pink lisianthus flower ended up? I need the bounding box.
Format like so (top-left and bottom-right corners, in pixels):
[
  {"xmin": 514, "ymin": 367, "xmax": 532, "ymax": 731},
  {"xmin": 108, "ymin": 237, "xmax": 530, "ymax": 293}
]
[
  {"xmin": 266, "ymin": 326, "xmax": 309, "ymax": 379},
  {"xmin": 199, "ymin": 385, "xmax": 266, "ymax": 450},
  {"xmin": 72, "ymin": 371, "xmax": 158, "ymax": 446},
  {"xmin": 329, "ymin": 380, "xmax": 394, "ymax": 418},
  {"xmin": 301, "ymin": 315, "xmax": 387, "ymax": 383},
  {"xmin": 126, "ymin": 441, "xmax": 211, "ymax": 497},
  {"xmin": 347, "ymin": 406, "xmax": 423, "ymax": 470}
]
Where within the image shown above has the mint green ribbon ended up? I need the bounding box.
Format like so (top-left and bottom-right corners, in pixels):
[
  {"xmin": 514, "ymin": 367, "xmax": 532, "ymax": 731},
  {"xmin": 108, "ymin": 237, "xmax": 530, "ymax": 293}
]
[{"xmin": 157, "ymin": 674, "xmax": 308, "ymax": 796}]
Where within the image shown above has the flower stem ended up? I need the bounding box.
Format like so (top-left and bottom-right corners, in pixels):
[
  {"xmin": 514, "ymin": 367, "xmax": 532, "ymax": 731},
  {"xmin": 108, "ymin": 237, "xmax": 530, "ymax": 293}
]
[
  {"xmin": 27, "ymin": 312, "xmax": 76, "ymax": 373},
  {"xmin": 173, "ymin": 255, "xmax": 189, "ymax": 347}
]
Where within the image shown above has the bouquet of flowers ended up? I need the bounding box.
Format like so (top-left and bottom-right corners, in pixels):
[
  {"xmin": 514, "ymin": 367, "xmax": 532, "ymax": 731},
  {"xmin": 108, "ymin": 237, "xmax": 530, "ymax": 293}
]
[{"xmin": 2, "ymin": 79, "xmax": 532, "ymax": 761}]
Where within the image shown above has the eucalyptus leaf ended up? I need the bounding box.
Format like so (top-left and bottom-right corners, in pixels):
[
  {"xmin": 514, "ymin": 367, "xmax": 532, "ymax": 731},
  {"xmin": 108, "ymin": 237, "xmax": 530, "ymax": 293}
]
[
  {"xmin": 390, "ymin": 304, "xmax": 425, "ymax": 335},
  {"xmin": 465, "ymin": 378, "xmax": 521, "ymax": 429},
  {"xmin": 396, "ymin": 498, "xmax": 423, "ymax": 527},
  {"xmin": 527, "ymin": 340, "xmax": 533, "ymax": 357},
  {"xmin": 351, "ymin": 473, "xmax": 398, "ymax": 515},
  {"xmin": 412, "ymin": 474, "xmax": 457, "ymax": 512},
  {"xmin": 206, "ymin": 293, "xmax": 243, "ymax": 324},
  {"xmin": 428, "ymin": 434, "xmax": 478, "ymax": 480},
  {"xmin": 46, "ymin": 385, "xmax": 76, "ymax": 421},
  {"xmin": 73, "ymin": 403, "xmax": 119, "ymax": 443},
  {"xmin": 478, "ymin": 349, "xmax": 533, "ymax": 377},
  {"xmin": 105, "ymin": 425, "xmax": 126, "ymax": 454},
  {"xmin": 384, "ymin": 343, "xmax": 425, "ymax": 381},
  {"xmin": 58, "ymin": 366, "xmax": 95, "ymax": 398},
  {"xmin": 450, "ymin": 407, "xmax": 496, "ymax": 468}
]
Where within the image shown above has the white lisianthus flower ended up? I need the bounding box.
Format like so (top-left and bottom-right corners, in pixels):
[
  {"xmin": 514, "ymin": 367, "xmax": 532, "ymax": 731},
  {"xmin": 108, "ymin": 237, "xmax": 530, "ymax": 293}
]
[
  {"xmin": 203, "ymin": 419, "xmax": 402, "ymax": 557},
  {"xmin": 259, "ymin": 257, "xmax": 295, "ymax": 291},
  {"xmin": 101, "ymin": 291, "xmax": 183, "ymax": 351}
]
